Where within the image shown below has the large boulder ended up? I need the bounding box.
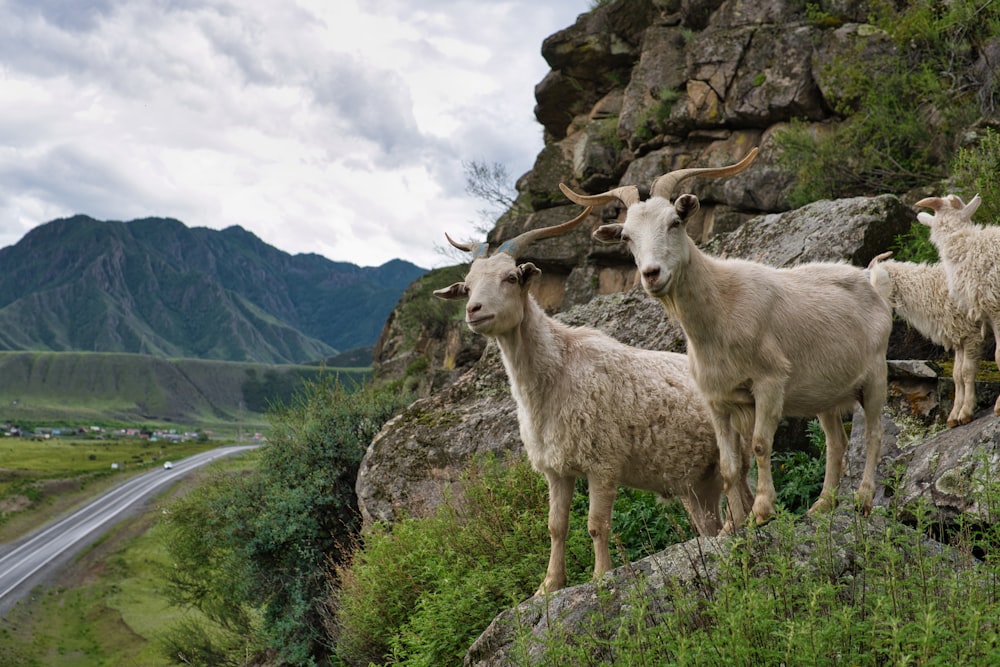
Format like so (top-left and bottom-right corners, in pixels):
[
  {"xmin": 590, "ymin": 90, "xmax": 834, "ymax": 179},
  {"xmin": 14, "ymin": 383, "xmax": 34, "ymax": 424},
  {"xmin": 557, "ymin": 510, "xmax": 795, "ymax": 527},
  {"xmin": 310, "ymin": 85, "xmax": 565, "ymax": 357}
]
[
  {"xmin": 707, "ymin": 193, "xmax": 915, "ymax": 267},
  {"xmin": 844, "ymin": 404, "xmax": 1000, "ymax": 527}
]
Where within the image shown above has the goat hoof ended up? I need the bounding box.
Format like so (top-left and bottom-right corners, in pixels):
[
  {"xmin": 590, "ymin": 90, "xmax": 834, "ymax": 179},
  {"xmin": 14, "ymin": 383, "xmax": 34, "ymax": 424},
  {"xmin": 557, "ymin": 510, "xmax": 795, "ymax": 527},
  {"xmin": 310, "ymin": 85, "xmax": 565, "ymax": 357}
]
[
  {"xmin": 807, "ymin": 496, "xmax": 836, "ymax": 514},
  {"xmin": 535, "ymin": 579, "xmax": 564, "ymax": 596}
]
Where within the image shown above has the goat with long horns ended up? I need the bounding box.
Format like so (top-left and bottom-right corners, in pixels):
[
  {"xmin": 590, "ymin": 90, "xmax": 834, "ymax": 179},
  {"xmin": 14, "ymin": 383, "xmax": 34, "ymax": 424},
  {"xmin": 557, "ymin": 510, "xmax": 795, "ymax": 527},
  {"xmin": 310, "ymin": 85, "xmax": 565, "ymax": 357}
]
[
  {"xmin": 435, "ymin": 205, "xmax": 751, "ymax": 594},
  {"xmin": 560, "ymin": 146, "xmax": 891, "ymax": 528}
]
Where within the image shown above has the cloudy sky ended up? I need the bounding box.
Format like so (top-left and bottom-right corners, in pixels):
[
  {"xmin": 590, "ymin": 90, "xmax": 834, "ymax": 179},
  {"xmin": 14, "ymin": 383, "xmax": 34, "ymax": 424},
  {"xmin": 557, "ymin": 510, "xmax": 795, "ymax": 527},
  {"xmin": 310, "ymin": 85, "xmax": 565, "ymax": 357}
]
[{"xmin": 0, "ymin": 0, "xmax": 587, "ymax": 269}]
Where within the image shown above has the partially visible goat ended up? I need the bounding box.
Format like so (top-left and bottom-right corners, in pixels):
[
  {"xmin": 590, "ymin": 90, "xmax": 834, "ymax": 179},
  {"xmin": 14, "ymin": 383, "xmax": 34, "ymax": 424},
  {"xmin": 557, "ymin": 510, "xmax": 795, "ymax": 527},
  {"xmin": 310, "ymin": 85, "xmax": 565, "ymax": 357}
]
[
  {"xmin": 917, "ymin": 193, "xmax": 1000, "ymax": 417},
  {"xmin": 868, "ymin": 251, "xmax": 984, "ymax": 426},
  {"xmin": 560, "ymin": 148, "xmax": 891, "ymax": 527},
  {"xmin": 434, "ymin": 208, "xmax": 751, "ymax": 594}
]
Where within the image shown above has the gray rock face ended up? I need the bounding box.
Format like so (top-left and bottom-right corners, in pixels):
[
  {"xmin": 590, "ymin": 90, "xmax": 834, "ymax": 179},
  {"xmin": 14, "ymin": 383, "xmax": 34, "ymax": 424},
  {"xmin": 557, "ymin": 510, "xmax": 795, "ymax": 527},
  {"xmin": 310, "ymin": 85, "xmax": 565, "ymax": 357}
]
[
  {"xmin": 707, "ymin": 194, "xmax": 916, "ymax": 267},
  {"xmin": 357, "ymin": 347, "xmax": 518, "ymax": 526},
  {"xmin": 844, "ymin": 405, "xmax": 1000, "ymax": 527}
]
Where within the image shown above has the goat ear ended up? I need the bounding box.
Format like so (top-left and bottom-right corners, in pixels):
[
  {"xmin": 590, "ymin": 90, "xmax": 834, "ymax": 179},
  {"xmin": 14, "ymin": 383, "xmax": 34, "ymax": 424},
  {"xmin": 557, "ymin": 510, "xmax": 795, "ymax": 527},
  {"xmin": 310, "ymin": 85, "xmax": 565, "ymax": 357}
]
[
  {"xmin": 517, "ymin": 262, "xmax": 541, "ymax": 286},
  {"xmin": 592, "ymin": 223, "xmax": 624, "ymax": 244},
  {"xmin": 675, "ymin": 194, "xmax": 700, "ymax": 221},
  {"xmin": 433, "ymin": 282, "xmax": 468, "ymax": 300}
]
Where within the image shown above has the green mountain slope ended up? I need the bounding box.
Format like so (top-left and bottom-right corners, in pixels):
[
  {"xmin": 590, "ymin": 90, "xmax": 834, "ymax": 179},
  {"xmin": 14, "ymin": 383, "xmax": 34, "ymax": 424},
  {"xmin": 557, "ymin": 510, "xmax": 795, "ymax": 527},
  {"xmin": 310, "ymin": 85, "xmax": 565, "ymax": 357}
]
[
  {"xmin": 0, "ymin": 215, "xmax": 426, "ymax": 363},
  {"xmin": 0, "ymin": 351, "xmax": 369, "ymax": 429}
]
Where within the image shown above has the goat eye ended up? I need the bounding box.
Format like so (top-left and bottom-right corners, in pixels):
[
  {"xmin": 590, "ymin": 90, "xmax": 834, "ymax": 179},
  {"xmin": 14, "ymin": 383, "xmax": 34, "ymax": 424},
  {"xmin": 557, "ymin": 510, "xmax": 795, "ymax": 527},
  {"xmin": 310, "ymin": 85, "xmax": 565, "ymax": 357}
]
[{"xmin": 504, "ymin": 273, "xmax": 519, "ymax": 284}]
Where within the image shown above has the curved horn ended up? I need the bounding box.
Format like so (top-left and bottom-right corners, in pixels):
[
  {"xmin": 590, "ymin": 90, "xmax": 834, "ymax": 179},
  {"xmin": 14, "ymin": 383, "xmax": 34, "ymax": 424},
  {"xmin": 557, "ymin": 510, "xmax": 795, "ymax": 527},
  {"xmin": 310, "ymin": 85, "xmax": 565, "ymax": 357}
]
[
  {"xmin": 496, "ymin": 205, "xmax": 593, "ymax": 257},
  {"xmin": 650, "ymin": 146, "xmax": 760, "ymax": 200},
  {"xmin": 444, "ymin": 233, "xmax": 490, "ymax": 259},
  {"xmin": 559, "ymin": 183, "xmax": 641, "ymax": 209},
  {"xmin": 914, "ymin": 196, "xmax": 945, "ymax": 211}
]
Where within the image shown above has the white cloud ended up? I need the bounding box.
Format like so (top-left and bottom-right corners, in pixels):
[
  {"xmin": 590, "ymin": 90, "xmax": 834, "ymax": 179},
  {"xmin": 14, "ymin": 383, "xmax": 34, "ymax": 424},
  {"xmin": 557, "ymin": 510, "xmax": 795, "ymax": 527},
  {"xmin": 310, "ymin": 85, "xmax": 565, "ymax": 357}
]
[{"xmin": 0, "ymin": 0, "xmax": 586, "ymax": 269}]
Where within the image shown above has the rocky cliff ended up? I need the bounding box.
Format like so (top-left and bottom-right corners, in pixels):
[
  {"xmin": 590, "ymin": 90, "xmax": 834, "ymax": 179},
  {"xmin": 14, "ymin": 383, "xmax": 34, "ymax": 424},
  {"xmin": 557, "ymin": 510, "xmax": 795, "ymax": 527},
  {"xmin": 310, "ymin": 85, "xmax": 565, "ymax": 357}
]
[{"xmin": 360, "ymin": 0, "xmax": 999, "ymax": 661}]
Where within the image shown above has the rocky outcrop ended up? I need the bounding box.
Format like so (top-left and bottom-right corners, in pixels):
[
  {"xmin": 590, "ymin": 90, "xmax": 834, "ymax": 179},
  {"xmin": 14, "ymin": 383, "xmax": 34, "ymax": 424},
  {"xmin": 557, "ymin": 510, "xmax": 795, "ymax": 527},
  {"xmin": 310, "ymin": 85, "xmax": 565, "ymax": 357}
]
[
  {"xmin": 464, "ymin": 508, "xmax": 976, "ymax": 666},
  {"xmin": 844, "ymin": 395, "xmax": 1000, "ymax": 525}
]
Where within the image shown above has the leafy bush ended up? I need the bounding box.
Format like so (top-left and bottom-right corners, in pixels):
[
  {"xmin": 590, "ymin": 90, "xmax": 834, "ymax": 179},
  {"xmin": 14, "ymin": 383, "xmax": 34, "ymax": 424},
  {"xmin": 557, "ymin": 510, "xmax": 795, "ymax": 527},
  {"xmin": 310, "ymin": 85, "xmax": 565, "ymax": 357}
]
[
  {"xmin": 329, "ymin": 454, "xmax": 583, "ymax": 666},
  {"xmin": 611, "ymin": 488, "xmax": 695, "ymax": 563},
  {"xmin": 776, "ymin": 0, "xmax": 998, "ymax": 207},
  {"xmin": 950, "ymin": 127, "xmax": 1000, "ymax": 224},
  {"xmin": 329, "ymin": 454, "xmax": 704, "ymax": 666},
  {"xmin": 160, "ymin": 376, "xmax": 410, "ymax": 666},
  {"xmin": 395, "ymin": 265, "xmax": 467, "ymax": 346}
]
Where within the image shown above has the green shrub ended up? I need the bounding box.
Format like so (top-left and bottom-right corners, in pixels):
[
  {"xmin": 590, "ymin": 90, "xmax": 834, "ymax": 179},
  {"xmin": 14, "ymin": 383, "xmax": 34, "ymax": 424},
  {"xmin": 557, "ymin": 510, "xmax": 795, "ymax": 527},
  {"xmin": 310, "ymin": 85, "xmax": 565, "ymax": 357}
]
[
  {"xmin": 329, "ymin": 454, "xmax": 588, "ymax": 666},
  {"xmin": 396, "ymin": 266, "xmax": 467, "ymax": 347},
  {"xmin": 891, "ymin": 220, "xmax": 939, "ymax": 264},
  {"xmin": 772, "ymin": 419, "xmax": 828, "ymax": 515},
  {"xmin": 776, "ymin": 0, "xmax": 998, "ymax": 207},
  {"xmin": 611, "ymin": 488, "xmax": 695, "ymax": 563},
  {"xmin": 950, "ymin": 128, "xmax": 1000, "ymax": 224},
  {"xmin": 161, "ymin": 376, "xmax": 410, "ymax": 666}
]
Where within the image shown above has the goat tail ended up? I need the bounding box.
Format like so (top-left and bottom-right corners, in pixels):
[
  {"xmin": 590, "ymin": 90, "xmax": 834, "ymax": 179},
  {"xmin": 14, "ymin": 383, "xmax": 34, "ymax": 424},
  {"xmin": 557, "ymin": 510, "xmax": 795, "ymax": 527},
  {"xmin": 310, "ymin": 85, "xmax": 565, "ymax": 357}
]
[{"xmin": 865, "ymin": 252, "xmax": 893, "ymax": 306}]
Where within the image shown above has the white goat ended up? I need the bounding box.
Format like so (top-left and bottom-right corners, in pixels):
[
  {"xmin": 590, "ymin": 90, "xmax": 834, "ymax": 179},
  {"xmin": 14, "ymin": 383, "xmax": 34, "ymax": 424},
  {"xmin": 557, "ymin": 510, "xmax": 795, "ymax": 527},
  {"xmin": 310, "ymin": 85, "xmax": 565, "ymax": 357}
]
[
  {"xmin": 434, "ymin": 208, "xmax": 751, "ymax": 594},
  {"xmin": 916, "ymin": 193, "xmax": 1000, "ymax": 417},
  {"xmin": 867, "ymin": 251, "xmax": 984, "ymax": 426},
  {"xmin": 561, "ymin": 148, "xmax": 892, "ymax": 527}
]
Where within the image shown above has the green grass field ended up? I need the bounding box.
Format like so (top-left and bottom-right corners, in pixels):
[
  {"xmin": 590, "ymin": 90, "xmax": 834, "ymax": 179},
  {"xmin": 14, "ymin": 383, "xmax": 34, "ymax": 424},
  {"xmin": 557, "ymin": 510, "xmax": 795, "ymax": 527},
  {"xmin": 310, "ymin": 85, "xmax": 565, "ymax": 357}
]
[{"xmin": 0, "ymin": 437, "xmax": 220, "ymax": 543}]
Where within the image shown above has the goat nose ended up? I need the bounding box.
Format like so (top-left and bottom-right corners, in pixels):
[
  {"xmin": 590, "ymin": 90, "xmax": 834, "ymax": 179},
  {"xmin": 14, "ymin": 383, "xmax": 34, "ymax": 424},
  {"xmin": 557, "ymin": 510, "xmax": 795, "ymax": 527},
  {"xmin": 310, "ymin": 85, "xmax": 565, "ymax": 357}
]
[
  {"xmin": 467, "ymin": 303, "xmax": 482, "ymax": 316},
  {"xmin": 642, "ymin": 265, "xmax": 661, "ymax": 282}
]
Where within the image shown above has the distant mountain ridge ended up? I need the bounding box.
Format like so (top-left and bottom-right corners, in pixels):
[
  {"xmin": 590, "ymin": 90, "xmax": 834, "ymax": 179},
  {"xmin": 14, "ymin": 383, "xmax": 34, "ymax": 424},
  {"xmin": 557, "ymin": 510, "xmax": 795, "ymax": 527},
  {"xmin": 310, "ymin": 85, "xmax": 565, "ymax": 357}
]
[{"xmin": 0, "ymin": 215, "xmax": 426, "ymax": 364}]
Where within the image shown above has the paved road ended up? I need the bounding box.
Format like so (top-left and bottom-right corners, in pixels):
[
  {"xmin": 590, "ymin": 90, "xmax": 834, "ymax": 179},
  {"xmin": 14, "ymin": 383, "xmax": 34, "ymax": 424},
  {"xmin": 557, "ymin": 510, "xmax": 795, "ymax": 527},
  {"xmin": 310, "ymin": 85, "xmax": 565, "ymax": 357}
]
[{"xmin": 0, "ymin": 445, "xmax": 256, "ymax": 617}]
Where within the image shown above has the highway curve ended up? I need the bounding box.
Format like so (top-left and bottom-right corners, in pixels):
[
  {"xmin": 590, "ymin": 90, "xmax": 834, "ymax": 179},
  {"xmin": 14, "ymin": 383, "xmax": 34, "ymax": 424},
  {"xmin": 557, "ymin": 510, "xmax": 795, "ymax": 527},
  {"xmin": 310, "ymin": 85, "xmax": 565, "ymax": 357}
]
[{"xmin": 0, "ymin": 445, "xmax": 256, "ymax": 617}]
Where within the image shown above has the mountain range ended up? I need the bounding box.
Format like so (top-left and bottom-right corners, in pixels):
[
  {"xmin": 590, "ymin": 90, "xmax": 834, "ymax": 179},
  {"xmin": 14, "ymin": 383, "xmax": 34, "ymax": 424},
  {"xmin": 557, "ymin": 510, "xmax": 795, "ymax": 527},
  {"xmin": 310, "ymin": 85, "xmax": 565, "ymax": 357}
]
[{"xmin": 0, "ymin": 215, "xmax": 426, "ymax": 364}]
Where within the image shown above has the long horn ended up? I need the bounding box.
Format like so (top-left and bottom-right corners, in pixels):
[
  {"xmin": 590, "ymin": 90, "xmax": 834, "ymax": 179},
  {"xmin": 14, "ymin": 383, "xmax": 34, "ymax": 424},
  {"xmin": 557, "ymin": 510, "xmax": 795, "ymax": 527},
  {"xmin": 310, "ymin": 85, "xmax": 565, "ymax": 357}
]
[
  {"xmin": 559, "ymin": 183, "xmax": 641, "ymax": 209},
  {"xmin": 496, "ymin": 206, "xmax": 593, "ymax": 257},
  {"xmin": 444, "ymin": 233, "xmax": 490, "ymax": 258},
  {"xmin": 650, "ymin": 146, "xmax": 759, "ymax": 200}
]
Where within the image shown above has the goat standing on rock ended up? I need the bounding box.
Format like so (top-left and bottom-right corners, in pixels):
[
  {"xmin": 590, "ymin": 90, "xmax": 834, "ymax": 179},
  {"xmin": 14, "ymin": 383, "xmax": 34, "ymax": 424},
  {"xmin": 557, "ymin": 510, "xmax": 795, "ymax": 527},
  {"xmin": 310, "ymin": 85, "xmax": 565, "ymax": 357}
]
[
  {"xmin": 867, "ymin": 251, "xmax": 984, "ymax": 427},
  {"xmin": 561, "ymin": 148, "xmax": 892, "ymax": 528},
  {"xmin": 917, "ymin": 193, "xmax": 1000, "ymax": 418},
  {"xmin": 434, "ymin": 208, "xmax": 751, "ymax": 595}
]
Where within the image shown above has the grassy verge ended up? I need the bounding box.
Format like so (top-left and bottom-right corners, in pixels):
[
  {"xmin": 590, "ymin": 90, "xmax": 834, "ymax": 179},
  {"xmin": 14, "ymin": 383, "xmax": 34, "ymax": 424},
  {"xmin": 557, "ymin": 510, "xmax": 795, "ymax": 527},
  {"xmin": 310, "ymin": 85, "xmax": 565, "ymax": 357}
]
[{"xmin": 0, "ymin": 452, "xmax": 258, "ymax": 667}]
